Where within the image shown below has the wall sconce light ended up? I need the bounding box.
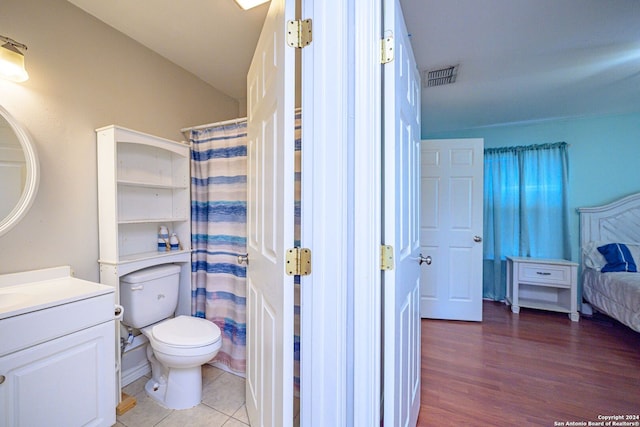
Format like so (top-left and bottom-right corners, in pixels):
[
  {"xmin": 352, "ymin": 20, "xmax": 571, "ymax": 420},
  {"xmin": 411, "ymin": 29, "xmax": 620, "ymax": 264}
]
[
  {"xmin": 0, "ymin": 35, "xmax": 29, "ymax": 83},
  {"xmin": 234, "ymin": 0, "xmax": 270, "ymax": 10}
]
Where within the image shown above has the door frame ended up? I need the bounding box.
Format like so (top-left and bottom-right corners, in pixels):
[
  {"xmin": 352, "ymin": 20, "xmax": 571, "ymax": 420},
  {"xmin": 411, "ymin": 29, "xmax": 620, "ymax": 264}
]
[
  {"xmin": 300, "ymin": 0, "xmax": 350, "ymax": 425},
  {"xmin": 300, "ymin": 0, "xmax": 383, "ymax": 425},
  {"xmin": 352, "ymin": 0, "xmax": 383, "ymax": 425}
]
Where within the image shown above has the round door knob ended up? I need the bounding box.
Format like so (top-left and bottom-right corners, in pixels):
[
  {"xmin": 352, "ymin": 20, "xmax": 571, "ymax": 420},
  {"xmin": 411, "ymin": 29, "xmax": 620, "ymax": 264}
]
[
  {"xmin": 237, "ymin": 254, "xmax": 249, "ymax": 265},
  {"xmin": 419, "ymin": 254, "xmax": 432, "ymax": 265},
  {"xmin": 473, "ymin": 235, "xmax": 482, "ymax": 242}
]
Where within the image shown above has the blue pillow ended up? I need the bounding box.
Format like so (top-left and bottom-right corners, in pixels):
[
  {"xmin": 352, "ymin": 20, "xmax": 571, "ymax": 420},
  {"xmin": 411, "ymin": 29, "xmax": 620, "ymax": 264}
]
[{"xmin": 597, "ymin": 243, "xmax": 637, "ymax": 272}]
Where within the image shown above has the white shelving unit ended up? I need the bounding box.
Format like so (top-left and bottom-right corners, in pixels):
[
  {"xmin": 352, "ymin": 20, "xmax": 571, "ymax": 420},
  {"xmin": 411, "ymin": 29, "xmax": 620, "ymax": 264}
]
[
  {"xmin": 506, "ymin": 256, "xmax": 579, "ymax": 322},
  {"xmin": 96, "ymin": 125, "xmax": 192, "ymax": 402}
]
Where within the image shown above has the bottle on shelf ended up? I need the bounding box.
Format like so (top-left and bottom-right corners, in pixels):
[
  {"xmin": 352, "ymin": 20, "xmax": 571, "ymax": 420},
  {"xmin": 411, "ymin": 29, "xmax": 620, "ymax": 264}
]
[
  {"xmin": 158, "ymin": 225, "xmax": 170, "ymax": 252},
  {"xmin": 169, "ymin": 233, "xmax": 180, "ymax": 251}
]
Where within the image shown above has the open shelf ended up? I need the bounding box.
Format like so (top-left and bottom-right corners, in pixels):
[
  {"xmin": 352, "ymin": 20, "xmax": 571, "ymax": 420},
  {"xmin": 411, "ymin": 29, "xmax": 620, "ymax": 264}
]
[
  {"xmin": 117, "ymin": 179, "xmax": 188, "ymax": 190},
  {"xmin": 517, "ymin": 297, "xmax": 571, "ymax": 314},
  {"xmin": 97, "ymin": 125, "xmax": 193, "ymax": 405},
  {"xmin": 118, "ymin": 218, "xmax": 189, "ymax": 225},
  {"xmin": 117, "ymin": 249, "xmax": 191, "ymax": 264}
]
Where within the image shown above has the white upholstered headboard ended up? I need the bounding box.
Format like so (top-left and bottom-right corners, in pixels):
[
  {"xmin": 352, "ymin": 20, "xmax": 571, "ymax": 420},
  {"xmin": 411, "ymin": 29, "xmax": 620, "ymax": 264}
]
[{"xmin": 578, "ymin": 193, "xmax": 640, "ymax": 260}]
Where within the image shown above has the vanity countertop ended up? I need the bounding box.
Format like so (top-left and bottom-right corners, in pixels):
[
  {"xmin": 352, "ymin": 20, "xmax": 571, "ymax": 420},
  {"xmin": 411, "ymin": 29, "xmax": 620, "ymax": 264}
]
[{"xmin": 0, "ymin": 266, "xmax": 114, "ymax": 320}]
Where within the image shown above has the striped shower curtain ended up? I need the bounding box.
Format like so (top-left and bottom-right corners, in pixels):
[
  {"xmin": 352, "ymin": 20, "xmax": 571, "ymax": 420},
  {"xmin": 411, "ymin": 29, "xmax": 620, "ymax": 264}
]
[
  {"xmin": 190, "ymin": 120, "xmax": 247, "ymax": 374},
  {"xmin": 190, "ymin": 112, "xmax": 301, "ymax": 389}
]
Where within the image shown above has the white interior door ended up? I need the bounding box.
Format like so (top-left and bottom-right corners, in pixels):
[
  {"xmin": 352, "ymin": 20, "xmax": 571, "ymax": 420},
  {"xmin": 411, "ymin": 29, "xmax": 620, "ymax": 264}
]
[
  {"xmin": 382, "ymin": 0, "xmax": 421, "ymax": 424},
  {"xmin": 246, "ymin": 0, "xmax": 295, "ymax": 425},
  {"xmin": 420, "ymin": 138, "xmax": 484, "ymax": 321}
]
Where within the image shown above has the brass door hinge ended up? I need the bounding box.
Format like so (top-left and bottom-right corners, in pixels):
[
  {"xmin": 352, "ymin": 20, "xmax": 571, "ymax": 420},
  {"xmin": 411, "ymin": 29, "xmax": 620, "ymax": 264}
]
[
  {"xmin": 380, "ymin": 245, "xmax": 394, "ymax": 270},
  {"xmin": 381, "ymin": 34, "xmax": 394, "ymax": 64},
  {"xmin": 286, "ymin": 247, "xmax": 312, "ymax": 276},
  {"xmin": 287, "ymin": 19, "xmax": 312, "ymax": 49}
]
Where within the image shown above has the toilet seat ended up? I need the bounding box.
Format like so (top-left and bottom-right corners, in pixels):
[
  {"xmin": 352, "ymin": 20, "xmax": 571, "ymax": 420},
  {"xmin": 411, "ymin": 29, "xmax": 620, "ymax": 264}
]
[{"xmin": 150, "ymin": 315, "xmax": 221, "ymax": 348}]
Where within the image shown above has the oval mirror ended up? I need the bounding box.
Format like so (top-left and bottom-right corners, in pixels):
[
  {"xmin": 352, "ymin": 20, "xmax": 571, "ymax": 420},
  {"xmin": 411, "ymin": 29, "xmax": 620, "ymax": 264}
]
[{"xmin": 0, "ymin": 105, "xmax": 39, "ymax": 237}]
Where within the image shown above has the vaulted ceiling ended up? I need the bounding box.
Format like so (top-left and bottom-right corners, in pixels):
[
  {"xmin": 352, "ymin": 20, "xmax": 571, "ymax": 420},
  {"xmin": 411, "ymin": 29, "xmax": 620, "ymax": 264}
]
[{"xmin": 67, "ymin": 0, "xmax": 640, "ymax": 134}]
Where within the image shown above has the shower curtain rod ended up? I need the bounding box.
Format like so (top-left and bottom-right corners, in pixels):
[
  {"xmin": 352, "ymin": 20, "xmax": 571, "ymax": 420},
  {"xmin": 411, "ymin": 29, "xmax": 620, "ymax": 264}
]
[
  {"xmin": 180, "ymin": 116, "xmax": 248, "ymax": 134},
  {"xmin": 181, "ymin": 107, "xmax": 302, "ymax": 135}
]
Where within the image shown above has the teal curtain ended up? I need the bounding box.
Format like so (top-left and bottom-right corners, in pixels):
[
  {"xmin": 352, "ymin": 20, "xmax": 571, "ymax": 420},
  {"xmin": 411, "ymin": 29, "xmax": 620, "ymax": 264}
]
[{"xmin": 483, "ymin": 142, "xmax": 570, "ymax": 300}]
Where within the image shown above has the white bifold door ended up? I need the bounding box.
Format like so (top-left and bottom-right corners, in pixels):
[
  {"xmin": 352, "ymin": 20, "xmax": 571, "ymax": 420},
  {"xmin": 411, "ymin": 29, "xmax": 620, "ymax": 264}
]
[
  {"xmin": 245, "ymin": 0, "xmax": 296, "ymax": 425},
  {"xmin": 382, "ymin": 0, "xmax": 422, "ymax": 425}
]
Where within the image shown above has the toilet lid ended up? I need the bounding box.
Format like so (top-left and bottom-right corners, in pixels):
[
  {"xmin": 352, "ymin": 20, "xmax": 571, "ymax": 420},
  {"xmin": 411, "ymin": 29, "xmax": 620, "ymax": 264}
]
[{"xmin": 151, "ymin": 315, "xmax": 221, "ymax": 348}]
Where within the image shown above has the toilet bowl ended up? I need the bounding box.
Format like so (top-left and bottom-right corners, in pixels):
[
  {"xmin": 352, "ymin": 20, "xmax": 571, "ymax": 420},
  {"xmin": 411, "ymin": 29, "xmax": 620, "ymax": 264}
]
[
  {"xmin": 119, "ymin": 264, "xmax": 222, "ymax": 410},
  {"xmin": 141, "ymin": 315, "xmax": 221, "ymax": 409}
]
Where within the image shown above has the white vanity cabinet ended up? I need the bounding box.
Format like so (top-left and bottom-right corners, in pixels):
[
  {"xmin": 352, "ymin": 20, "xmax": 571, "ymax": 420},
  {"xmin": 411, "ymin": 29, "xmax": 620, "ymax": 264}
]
[
  {"xmin": 0, "ymin": 266, "xmax": 116, "ymax": 427},
  {"xmin": 96, "ymin": 126, "xmax": 192, "ymax": 400}
]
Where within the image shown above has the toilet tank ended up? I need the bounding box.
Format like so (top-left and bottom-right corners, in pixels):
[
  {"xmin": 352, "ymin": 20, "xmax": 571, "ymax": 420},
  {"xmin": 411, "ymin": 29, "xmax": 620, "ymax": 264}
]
[{"xmin": 120, "ymin": 264, "xmax": 181, "ymax": 329}]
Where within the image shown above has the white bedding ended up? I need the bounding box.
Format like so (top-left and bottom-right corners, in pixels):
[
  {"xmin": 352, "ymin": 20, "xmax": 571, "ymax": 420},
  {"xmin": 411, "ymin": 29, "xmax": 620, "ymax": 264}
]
[{"xmin": 583, "ymin": 267, "xmax": 640, "ymax": 332}]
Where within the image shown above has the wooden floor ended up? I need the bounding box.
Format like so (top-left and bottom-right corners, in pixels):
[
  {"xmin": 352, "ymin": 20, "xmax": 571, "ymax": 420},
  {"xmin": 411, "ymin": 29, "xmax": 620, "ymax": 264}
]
[{"xmin": 416, "ymin": 301, "xmax": 640, "ymax": 426}]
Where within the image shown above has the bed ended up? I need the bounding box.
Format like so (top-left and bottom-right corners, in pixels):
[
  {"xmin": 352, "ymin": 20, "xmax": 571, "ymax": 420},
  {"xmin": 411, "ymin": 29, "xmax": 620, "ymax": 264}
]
[{"xmin": 578, "ymin": 192, "xmax": 640, "ymax": 332}]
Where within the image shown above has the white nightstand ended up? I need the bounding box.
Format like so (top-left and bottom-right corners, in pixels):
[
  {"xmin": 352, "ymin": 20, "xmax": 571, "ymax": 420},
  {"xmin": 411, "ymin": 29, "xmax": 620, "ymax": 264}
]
[{"xmin": 506, "ymin": 256, "xmax": 579, "ymax": 322}]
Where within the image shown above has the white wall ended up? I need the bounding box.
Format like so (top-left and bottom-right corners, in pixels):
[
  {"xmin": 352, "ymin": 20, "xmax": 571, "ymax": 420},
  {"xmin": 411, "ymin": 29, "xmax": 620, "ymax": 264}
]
[{"xmin": 0, "ymin": 0, "xmax": 241, "ymax": 281}]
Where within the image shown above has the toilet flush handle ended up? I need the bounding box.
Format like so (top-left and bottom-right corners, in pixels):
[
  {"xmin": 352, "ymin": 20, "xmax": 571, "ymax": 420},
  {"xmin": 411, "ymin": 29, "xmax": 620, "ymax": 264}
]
[
  {"xmin": 130, "ymin": 285, "xmax": 144, "ymax": 291},
  {"xmin": 114, "ymin": 304, "xmax": 124, "ymax": 321}
]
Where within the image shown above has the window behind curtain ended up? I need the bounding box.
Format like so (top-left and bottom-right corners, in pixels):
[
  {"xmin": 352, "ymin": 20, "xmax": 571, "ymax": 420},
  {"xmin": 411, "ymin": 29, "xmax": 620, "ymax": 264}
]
[{"xmin": 483, "ymin": 142, "xmax": 570, "ymax": 301}]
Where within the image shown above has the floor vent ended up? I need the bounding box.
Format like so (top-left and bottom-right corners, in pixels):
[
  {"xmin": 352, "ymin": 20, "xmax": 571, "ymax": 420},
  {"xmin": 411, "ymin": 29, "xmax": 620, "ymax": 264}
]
[{"xmin": 423, "ymin": 65, "xmax": 459, "ymax": 88}]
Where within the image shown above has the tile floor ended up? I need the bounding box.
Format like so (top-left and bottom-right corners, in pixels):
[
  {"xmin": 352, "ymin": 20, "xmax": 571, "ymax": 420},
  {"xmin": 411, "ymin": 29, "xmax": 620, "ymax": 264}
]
[{"xmin": 114, "ymin": 365, "xmax": 249, "ymax": 427}]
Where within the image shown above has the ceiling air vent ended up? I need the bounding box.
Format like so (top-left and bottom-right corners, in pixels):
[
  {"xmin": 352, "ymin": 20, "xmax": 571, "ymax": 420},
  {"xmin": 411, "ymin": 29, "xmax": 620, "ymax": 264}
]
[{"xmin": 423, "ymin": 65, "xmax": 459, "ymax": 88}]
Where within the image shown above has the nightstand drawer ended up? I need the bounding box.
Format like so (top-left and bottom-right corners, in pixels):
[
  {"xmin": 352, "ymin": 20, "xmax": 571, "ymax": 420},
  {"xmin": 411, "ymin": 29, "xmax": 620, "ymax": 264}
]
[{"xmin": 518, "ymin": 263, "xmax": 572, "ymax": 287}]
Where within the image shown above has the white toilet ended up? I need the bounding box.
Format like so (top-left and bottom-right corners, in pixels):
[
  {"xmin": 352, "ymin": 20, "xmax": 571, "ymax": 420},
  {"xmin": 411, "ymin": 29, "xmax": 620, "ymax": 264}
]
[{"xmin": 120, "ymin": 264, "xmax": 222, "ymax": 410}]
